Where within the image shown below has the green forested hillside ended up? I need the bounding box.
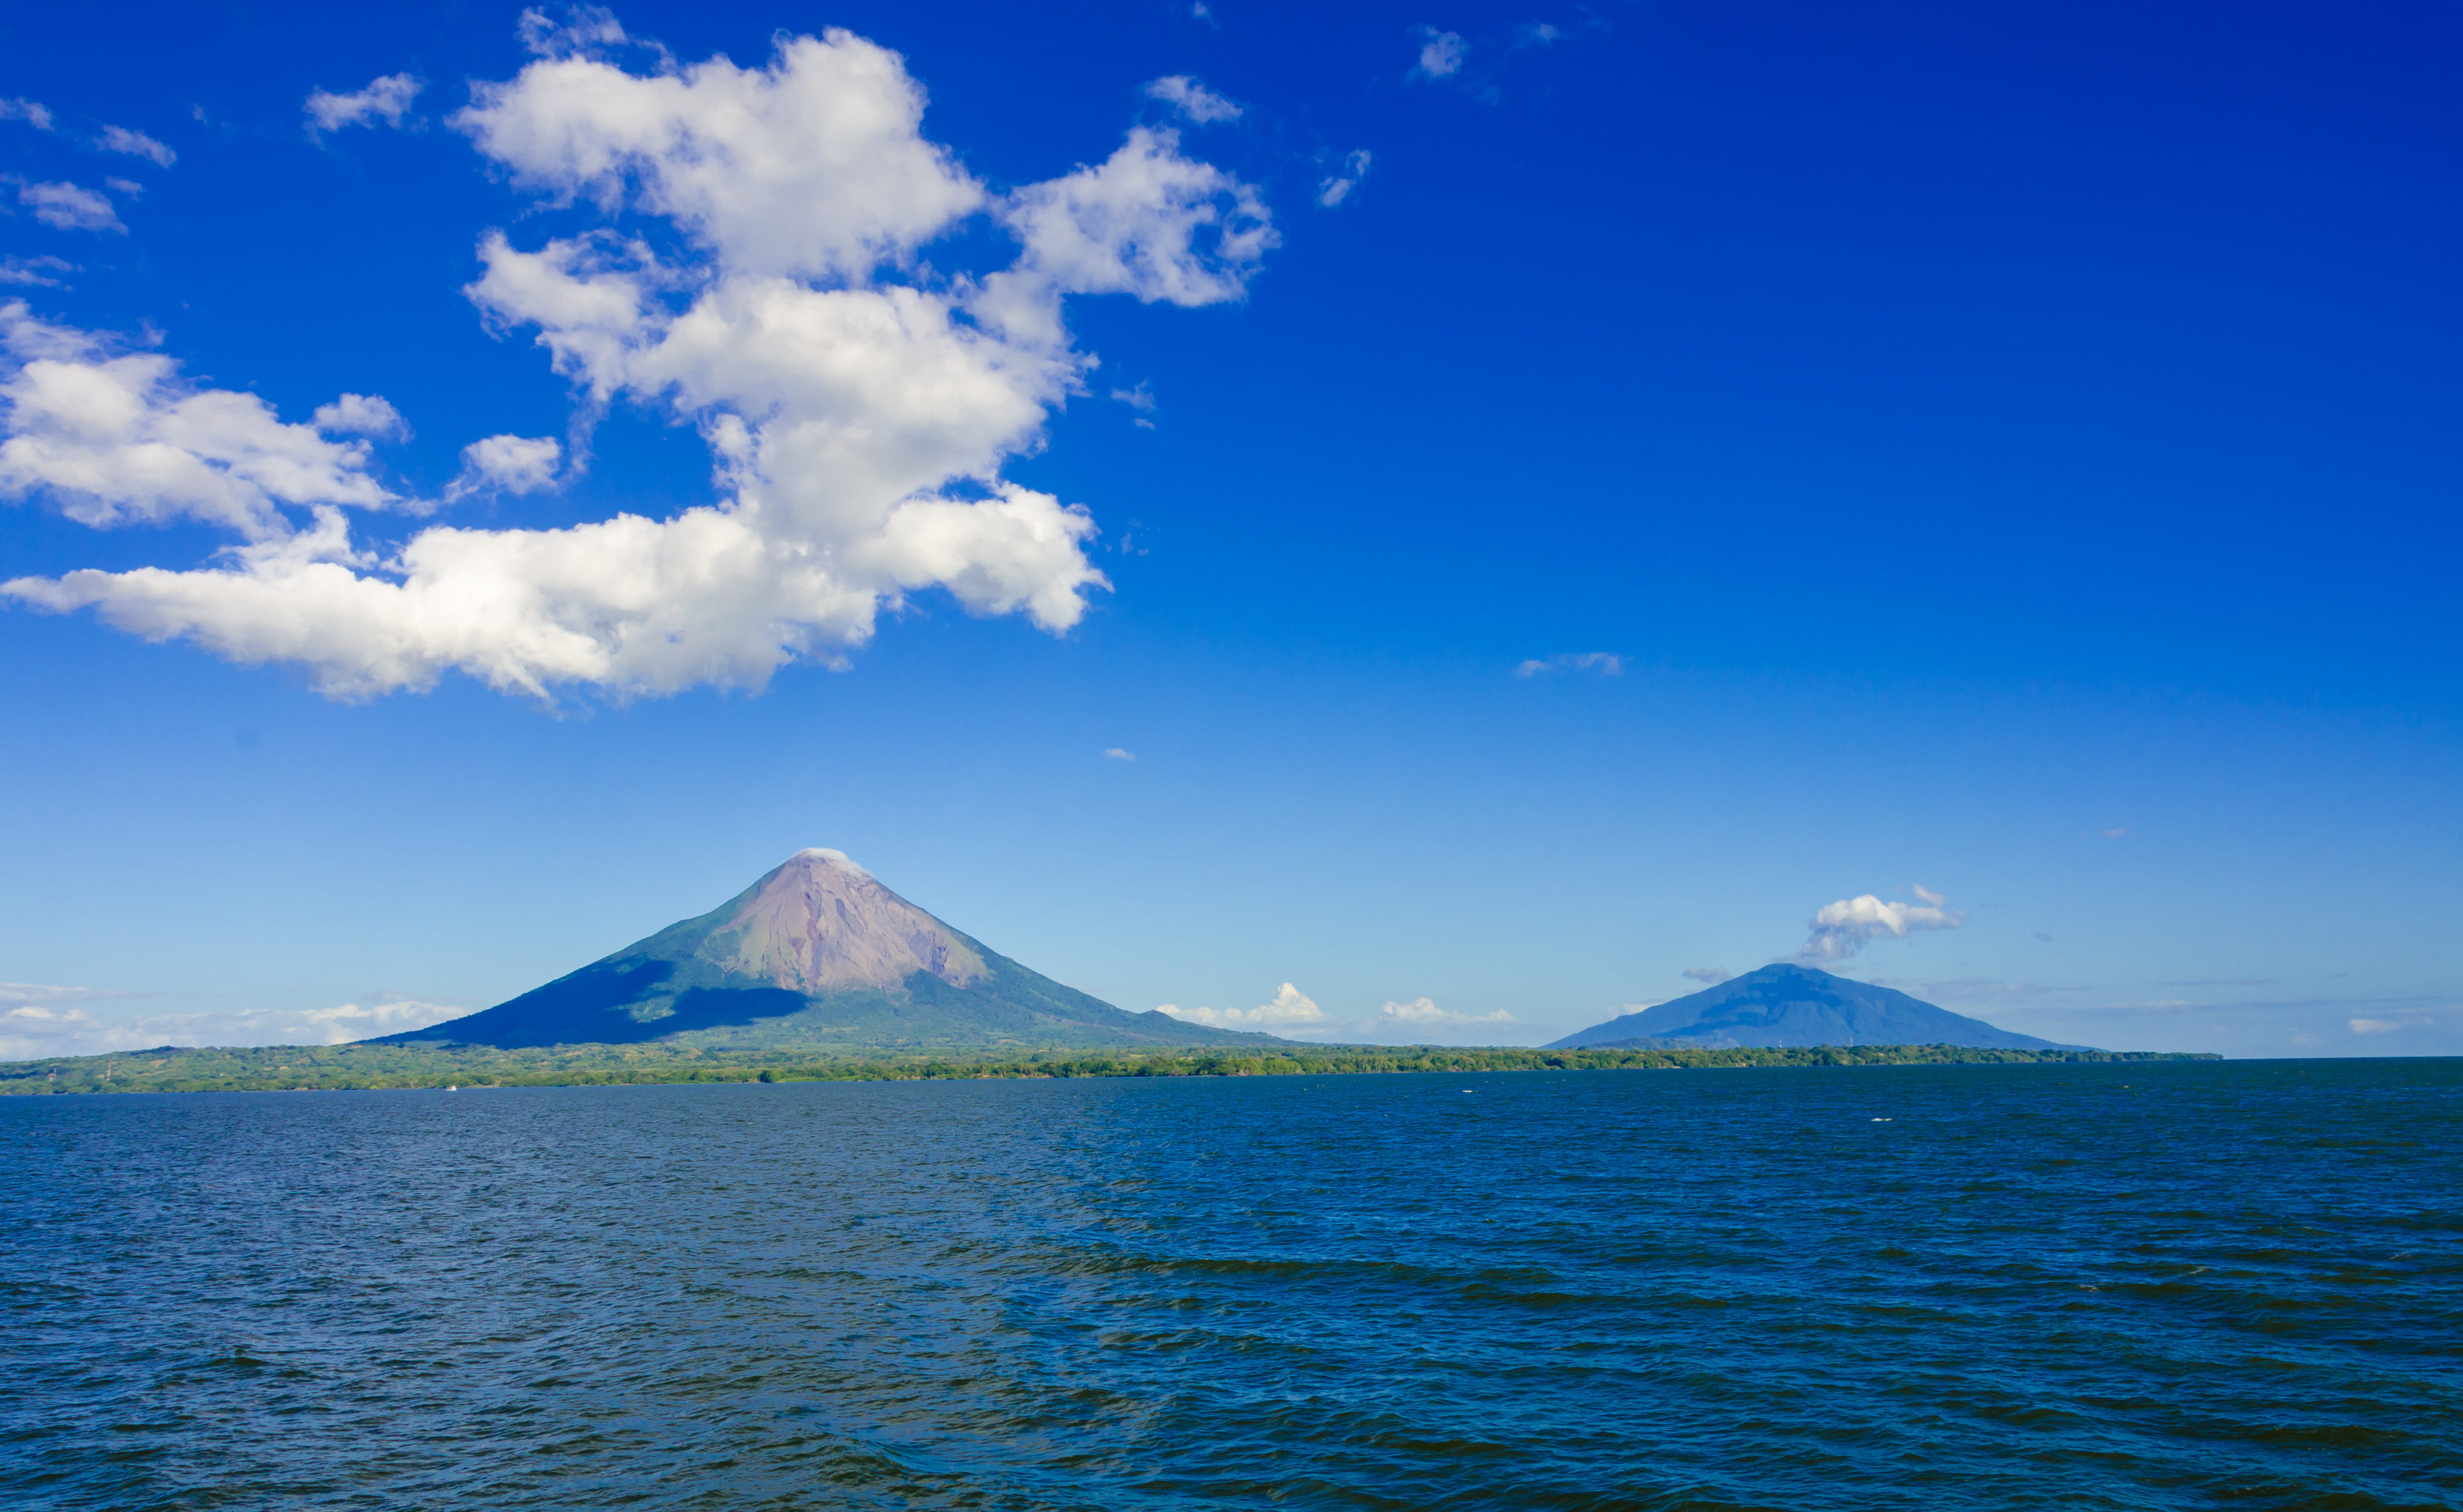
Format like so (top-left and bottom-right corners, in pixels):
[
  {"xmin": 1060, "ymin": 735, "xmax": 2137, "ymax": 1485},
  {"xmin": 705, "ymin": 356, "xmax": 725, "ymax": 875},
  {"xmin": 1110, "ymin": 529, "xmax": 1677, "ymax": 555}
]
[{"xmin": 3, "ymin": 1040, "xmax": 2215, "ymax": 1095}]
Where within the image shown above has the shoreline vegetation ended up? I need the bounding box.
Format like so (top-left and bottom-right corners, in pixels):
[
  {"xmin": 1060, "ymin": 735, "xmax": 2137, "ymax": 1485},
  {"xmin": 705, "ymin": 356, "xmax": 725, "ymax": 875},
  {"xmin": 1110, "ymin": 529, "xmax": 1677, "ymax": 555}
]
[{"xmin": 2, "ymin": 1042, "xmax": 2215, "ymax": 1096}]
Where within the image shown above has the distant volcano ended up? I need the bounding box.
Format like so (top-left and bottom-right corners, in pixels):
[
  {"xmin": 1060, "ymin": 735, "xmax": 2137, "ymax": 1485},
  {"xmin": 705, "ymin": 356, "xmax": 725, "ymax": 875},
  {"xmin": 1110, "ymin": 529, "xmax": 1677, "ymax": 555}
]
[
  {"xmin": 376, "ymin": 849, "xmax": 1270, "ymax": 1053},
  {"xmin": 1547, "ymin": 963, "xmax": 2081, "ymax": 1051}
]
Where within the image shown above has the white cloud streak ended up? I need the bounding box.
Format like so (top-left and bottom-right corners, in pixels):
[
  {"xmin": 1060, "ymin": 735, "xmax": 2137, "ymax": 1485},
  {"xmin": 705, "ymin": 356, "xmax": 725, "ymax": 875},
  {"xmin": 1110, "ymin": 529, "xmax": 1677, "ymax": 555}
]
[
  {"xmin": 1317, "ymin": 149, "xmax": 1372, "ymax": 208},
  {"xmin": 305, "ymin": 74, "xmax": 425, "ymax": 136},
  {"xmin": 1143, "ymin": 74, "xmax": 1241, "ymax": 123},
  {"xmin": 1682, "ymin": 966, "xmax": 1731, "ymax": 985},
  {"xmin": 5, "ymin": 22, "xmax": 1275, "ymax": 702},
  {"xmin": 0, "ymin": 98, "xmax": 57, "ymax": 132},
  {"xmin": 1375, "ymin": 996, "xmax": 1516, "ymax": 1029},
  {"xmin": 1514, "ymin": 651, "xmax": 1622, "ymax": 678},
  {"xmin": 1798, "ymin": 887, "xmax": 1967, "ymax": 962},
  {"xmin": 14, "ymin": 180, "xmax": 122, "ymax": 233},
  {"xmin": 1, "ymin": 997, "xmax": 468, "ymax": 1060},
  {"xmin": 1157, "ymin": 982, "xmax": 1323, "ymax": 1032},
  {"xmin": 0, "ymin": 255, "xmax": 74, "ymax": 288},
  {"xmin": 1143, "ymin": 75, "xmax": 1241, "ymax": 124},
  {"xmin": 98, "ymin": 126, "xmax": 175, "ymax": 166}
]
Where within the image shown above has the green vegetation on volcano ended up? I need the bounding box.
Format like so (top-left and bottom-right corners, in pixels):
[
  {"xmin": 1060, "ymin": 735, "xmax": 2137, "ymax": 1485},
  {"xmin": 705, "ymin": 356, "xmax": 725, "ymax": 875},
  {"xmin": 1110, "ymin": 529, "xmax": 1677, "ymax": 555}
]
[{"xmin": 3, "ymin": 1040, "xmax": 2214, "ymax": 1096}]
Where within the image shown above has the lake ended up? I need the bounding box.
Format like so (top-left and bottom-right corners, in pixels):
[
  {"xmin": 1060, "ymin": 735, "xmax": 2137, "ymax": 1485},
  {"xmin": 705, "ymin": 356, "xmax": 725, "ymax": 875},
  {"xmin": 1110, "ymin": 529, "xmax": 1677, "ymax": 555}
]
[{"xmin": 3, "ymin": 1059, "xmax": 2457, "ymax": 1509}]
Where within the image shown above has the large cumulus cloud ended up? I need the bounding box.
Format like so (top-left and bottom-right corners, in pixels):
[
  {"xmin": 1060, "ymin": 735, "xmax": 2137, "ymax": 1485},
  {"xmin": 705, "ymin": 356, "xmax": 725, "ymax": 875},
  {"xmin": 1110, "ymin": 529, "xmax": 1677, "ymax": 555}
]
[{"xmin": 3, "ymin": 19, "xmax": 1273, "ymax": 699}]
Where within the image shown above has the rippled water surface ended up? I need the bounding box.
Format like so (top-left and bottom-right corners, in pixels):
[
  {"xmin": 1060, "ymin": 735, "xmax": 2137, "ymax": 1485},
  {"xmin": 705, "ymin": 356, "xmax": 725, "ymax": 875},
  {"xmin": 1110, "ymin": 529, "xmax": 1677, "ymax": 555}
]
[{"xmin": 5, "ymin": 1060, "xmax": 2460, "ymax": 1510}]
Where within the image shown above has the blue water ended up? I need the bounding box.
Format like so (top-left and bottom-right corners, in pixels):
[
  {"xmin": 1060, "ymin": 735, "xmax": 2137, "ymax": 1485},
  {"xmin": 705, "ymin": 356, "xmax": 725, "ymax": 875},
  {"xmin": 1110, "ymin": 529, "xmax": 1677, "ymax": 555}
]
[{"xmin": 3, "ymin": 1060, "xmax": 2459, "ymax": 1510}]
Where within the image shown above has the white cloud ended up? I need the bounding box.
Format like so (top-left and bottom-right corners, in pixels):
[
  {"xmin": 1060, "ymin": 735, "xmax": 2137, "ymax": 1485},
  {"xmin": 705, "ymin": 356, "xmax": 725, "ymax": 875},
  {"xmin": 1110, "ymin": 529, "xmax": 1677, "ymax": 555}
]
[
  {"xmin": 1912, "ymin": 883, "xmax": 1945, "ymax": 905},
  {"xmin": 0, "ymin": 98, "xmax": 55, "ymax": 132},
  {"xmin": 1143, "ymin": 75, "xmax": 1241, "ymax": 124},
  {"xmin": 1682, "ymin": 966, "xmax": 1731, "ymax": 985},
  {"xmin": 1799, "ymin": 889, "xmax": 1967, "ymax": 962},
  {"xmin": 975, "ymin": 123, "xmax": 1274, "ymax": 348},
  {"xmin": 15, "ymin": 180, "xmax": 122, "ymax": 233},
  {"xmin": 518, "ymin": 4, "xmax": 631, "ymax": 57},
  {"xmin": 1519, "ymin": 22, "xmax": 1565, "ymax": 45},
  {"xmin": 1157, "ymin": 982, "xmax": 1325, "ymax": 1033},
  {"xmin": 313, "ymin": 392, "xmax": 410, "ymax": 439},
  {"xmin": 1376, "ymin": 996, "xmax": 1516, "ymax": 1029},
  {"xmin": 1514, "ymin": 651, "xmax": 1622, "ymax": 678},
  {"xmin": 2349, "ymin": 1017, "xmax": 2405, "ymax": 1035},
  {"xmin": 1317, "ymin": 149, "xmax": 1372, "ymax": 208},
  {"xmin": 305, "ymin": 73, "xmax": 424, "ymax": 136},
  {"xmin": 98, "ymin": 126, "xmax": 175, "ymax": 166},
  {"xmin": 0, "ymin": 255, "xmax": 74, "ymax": 288},
  {"xmin": 1111, "ymin": 381, "xmax": 1156, "ymax": 411},
  {"xmin": 1411, "ymin": 27, "xmax": 1468, "ymax": 79},
  {"xmin": 5, "ymin": 23, "xmax": 1273, "ymax": 702},
  {"xmin": 446, "ymin": 433, "xmax": 561, "ymax": 500},
  {"xmin": 1, "ymin": 996, "xmax": 467, "ymax": 1060},
  {"xmin": 1102, "ymin": 747, "xmax": 1135, "ymax": 760},
  {"xmin": 457, "ymin": 32, "xmax": 980, "ymax": 283},
  {"xmin": 0, "ymin": 303, "xmax": 400, "ymax": 536}
]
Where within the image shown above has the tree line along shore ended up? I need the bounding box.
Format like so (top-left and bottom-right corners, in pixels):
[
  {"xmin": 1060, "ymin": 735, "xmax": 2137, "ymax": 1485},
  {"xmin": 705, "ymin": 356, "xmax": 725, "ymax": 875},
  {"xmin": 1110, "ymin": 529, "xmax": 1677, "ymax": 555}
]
[{"xmin": 2, "ymin": 1042, "xmax": 2215, "ymax": 1096}]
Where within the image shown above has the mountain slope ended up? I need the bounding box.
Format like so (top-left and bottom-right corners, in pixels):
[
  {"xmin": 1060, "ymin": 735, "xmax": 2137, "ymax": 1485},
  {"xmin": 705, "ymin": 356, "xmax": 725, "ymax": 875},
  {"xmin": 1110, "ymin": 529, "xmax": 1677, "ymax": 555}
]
[
  {"xmin": 1546, "ymin": 963, "xmax": 2081, "ymax": 1050},
  {"xmin": 375, "ymin": 849, "xmax": 1272, "ymax": 1053}
]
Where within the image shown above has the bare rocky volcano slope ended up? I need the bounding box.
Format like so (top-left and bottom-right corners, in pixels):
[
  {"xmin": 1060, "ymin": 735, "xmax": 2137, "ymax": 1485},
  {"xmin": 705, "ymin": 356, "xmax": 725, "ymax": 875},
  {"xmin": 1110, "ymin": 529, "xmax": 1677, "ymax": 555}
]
[{"xmin": 377, "ymin": 849, "xmax": 1271, "ymax": 1053}]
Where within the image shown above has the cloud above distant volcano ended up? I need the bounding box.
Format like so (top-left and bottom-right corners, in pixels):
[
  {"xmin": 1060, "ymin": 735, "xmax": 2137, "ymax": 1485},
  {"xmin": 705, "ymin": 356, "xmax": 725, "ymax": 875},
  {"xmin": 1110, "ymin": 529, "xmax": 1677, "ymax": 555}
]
[
  {"xmin": 1797, "ymin": 886, "xmax": 1966, "ymax": 961},
  {"xmin": 4, "ymin": 18, "xmax": 1275, "ymax": 701}
]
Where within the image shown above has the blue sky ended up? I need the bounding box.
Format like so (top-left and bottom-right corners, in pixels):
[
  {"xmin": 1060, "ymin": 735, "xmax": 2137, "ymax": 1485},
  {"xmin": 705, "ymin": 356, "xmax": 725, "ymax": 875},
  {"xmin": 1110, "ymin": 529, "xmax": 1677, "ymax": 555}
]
[{"xmin": 2, "ymin": 0, "xmax": 2456, "ymax": 1059}]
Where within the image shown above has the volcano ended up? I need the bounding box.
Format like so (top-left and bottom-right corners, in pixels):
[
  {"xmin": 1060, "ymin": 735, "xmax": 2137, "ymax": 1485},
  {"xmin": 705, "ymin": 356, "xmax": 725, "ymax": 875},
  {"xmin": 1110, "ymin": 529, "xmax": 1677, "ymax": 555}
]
[
  {"xmin": 1545, "ymin": 963, "xmax": 2081, "ymax": 1051},
  {"xmin": 375, "ymin": 849, "xmax": 1271, "ymax": 1053}
]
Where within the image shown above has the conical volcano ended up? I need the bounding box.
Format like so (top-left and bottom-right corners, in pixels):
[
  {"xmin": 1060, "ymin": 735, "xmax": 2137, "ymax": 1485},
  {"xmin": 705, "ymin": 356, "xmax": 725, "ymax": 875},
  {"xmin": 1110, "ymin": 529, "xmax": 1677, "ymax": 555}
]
[
  {"xmin": 376, "ymin": 850, "xmax": 1270, "ymax": 1053},
  {"xmin": 1545, "ymin": 963, "xmax": 2082, "ymax": 1051}
]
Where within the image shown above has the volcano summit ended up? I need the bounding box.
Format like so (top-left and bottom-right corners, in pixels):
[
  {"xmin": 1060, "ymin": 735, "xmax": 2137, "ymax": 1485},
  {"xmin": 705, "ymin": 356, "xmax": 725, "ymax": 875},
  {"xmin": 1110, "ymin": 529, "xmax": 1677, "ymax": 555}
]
[{"xmin": 378, "ymin": 850, "xmax": 1269, "ymax": 1053}]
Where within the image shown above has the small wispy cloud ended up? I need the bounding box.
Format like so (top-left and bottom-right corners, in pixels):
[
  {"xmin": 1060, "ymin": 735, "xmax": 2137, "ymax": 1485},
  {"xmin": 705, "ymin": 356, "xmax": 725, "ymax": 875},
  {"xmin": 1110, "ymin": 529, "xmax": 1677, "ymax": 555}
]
[
  {"xmin": 1798, "ymin": 886, "xmax": 1965, "ymax": 962},
  {"xmin": 1409, "ymin": 26, "xmax": 1468, "ymax": 79},
  {"xmin": 1143, "ymin": 75, "xmax": 1240, "ymax": 124},
  {"xmin": 2100, "ymin": 826, "xmax": 2131, "ymax": 839},
  {"xmin": 305, "ymin": 73, "xmax": 423, "ymax": 138},
  {"xmin": 1515, "ymin": 652, "xmax": 1622, "ymax": 678},
  {"xmin": 1102, "ymin": 747, "xmax": 1135, "ymax": 761},
  {"xmin": 0, "ymin": 254, "xmax": 76, "ymax": 288},
  {"xmin": 0, "ymin": 98, "xmax": 56, "ymax": 132},
  {"xmin": 1110, "ymin": 382, "xmax": 1156, "ymax": 412},
  {"xmin": 1376, "ymin": 996, "xmax": 1516, "ymax": 1029},
  {"xmin": 97, "ymin": 125, "xmax": 174, "ymax": 166},
  {"xmin": 12, "ymin": 179, "xmax": 123, "ymax": 233},
  {"xmin": 1317, "ymin": 149, "xmax": 1373, "ymax": 207},
  {"xmin": 0, "ymin": 994, "xmax": 467, "ymax": 1060},
  {"xmin": 1681, "ymin": 966, "xmax": 1731, "ymax": 985}
]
